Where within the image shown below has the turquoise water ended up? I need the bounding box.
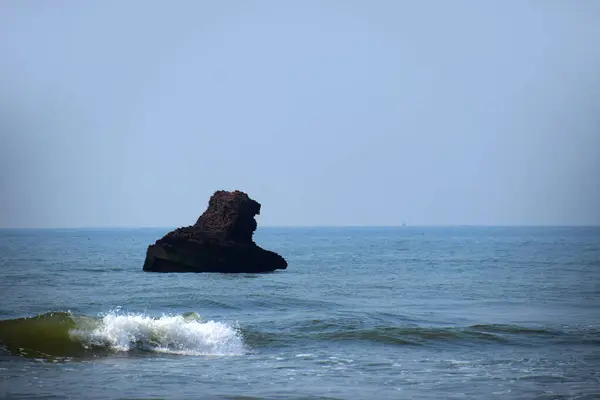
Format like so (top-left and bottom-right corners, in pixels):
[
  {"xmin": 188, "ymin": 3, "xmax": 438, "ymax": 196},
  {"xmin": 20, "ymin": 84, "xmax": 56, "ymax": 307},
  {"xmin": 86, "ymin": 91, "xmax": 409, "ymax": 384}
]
[{"xmin": 1, "ymin": 227, "xmax": 599, "ymax": 399}]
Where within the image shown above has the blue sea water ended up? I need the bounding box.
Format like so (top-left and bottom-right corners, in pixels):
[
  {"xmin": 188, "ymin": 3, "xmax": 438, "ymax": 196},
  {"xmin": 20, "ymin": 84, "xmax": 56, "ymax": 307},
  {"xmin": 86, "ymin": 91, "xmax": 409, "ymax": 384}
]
[{"xmin": 0, "ymin": 227, "xmax": 599, "ymax": 399}]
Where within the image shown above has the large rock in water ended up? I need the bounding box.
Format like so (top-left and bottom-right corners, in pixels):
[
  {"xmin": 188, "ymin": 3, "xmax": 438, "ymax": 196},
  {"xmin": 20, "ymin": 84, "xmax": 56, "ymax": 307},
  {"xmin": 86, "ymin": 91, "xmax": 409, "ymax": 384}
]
[{"xmin": 143, "ymin": 190, "xmax": 287, "ymax": 273}]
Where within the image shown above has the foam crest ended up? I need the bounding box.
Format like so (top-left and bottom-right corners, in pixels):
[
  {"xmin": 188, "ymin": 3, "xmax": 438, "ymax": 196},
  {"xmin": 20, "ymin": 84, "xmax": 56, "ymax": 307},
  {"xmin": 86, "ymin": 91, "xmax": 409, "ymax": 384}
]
[{"xmin": 70, "ymin": 312, "xmax": 245, "ymax": 356}]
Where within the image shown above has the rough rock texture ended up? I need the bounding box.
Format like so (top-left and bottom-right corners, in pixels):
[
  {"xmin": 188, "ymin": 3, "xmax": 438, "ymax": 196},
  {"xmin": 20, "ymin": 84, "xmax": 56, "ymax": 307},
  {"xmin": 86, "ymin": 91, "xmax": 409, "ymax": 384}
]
[{"xmin": 143, "ymin": 190, "xmax": 287, "ymax": 273}]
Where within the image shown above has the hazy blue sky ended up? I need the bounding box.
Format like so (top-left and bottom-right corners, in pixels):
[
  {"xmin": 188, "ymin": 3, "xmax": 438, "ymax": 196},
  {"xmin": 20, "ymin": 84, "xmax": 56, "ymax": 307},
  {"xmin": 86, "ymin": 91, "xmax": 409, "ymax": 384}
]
[{"xmin": 1, "ymin": 1, "xmax": 599, "ymax": 228}]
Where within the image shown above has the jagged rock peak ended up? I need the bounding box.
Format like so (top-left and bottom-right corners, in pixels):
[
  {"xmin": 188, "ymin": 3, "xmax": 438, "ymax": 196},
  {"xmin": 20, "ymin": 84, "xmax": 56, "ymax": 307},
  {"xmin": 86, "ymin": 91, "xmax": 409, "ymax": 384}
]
[{"xmin": 193, "ymin": 190, "xmax": 260, "ymax": 244}]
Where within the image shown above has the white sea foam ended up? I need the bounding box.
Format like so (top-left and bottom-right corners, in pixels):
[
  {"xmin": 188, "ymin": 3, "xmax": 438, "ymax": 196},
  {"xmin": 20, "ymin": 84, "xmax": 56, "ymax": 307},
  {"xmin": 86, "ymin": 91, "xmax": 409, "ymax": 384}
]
[{"xmin": 70, "ymin": 312, "xmax": 245, "ymax": 356}]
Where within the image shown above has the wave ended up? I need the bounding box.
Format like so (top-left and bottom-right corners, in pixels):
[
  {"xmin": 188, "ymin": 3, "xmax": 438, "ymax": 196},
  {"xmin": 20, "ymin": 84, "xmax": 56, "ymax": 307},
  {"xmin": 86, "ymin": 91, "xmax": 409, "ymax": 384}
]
[
  {"xmin": 242, "ymin": 322, "xmax": 574, "ymax": 348},
  {"xmin": 314, "ymin": 326, "xmax": 509, "ymax": 345},
  {"xmin": 469, "ymin": 324, "xmax": 558, "ymax": 335},
  {"xmin": 0, "ymin": 311, "xmax": 245, "ymax": 360},
  {"xmin": 3, "ymin": 312, "xmax": 592, "ymax": 360}
]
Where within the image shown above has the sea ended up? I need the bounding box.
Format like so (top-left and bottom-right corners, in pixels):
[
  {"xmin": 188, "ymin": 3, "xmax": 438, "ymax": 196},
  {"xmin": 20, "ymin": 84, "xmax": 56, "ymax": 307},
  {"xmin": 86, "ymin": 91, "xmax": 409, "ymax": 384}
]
[{"xmin": 0, "ymin": 227, "xmax": 599, "ymax": 399}]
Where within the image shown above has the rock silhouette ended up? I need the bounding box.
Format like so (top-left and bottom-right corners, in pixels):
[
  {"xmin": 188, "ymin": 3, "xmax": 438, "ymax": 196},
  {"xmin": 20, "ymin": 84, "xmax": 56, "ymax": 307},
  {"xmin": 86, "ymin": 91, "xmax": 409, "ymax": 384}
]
[{"xmin": 143, "ymin": 190, "xmax": 287, "ymax": 273}]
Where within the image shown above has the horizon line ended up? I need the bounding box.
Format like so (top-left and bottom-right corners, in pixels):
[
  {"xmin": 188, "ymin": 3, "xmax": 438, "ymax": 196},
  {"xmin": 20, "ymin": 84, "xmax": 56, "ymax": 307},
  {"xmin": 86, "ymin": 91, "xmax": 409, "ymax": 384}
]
[{"xmin": 1, "ymin": 224, "xmax": 599, "ymax": 230}]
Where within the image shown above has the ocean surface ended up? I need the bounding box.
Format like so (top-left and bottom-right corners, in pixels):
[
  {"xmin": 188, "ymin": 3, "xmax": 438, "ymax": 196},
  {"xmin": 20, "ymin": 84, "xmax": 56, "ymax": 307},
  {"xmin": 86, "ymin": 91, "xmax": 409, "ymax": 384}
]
[{"xmin": 0, "ymin": 227, "xmax": 599, "ymax": 399}]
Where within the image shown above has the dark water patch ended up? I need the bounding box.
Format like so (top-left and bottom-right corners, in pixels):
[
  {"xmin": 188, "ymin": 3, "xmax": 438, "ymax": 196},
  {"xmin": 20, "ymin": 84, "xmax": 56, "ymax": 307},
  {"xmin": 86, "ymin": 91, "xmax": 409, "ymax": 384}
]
[
  {"xmin": 572, "ymin": 338, "xmax": 600, "ymax": 346},
  {"xmin": 292, "ymin": 318, "xmax": 364, "ymax": 333},
  {"xmin": 242, "ymin": 324, "xmax": 510, "ymax": 348},
  {"xmin": 470, "ymin": 324, "xmax": 558, "ymax": 335},
  {"xmin": 555, "ymin": 329, "xmax": 600, "ymax": 346},
  {"xmin": 289, "ymin": 312, "xmax": 424, "ymax": 334},
  {"xmin": 213, "ymin": 396, "xmax": 343, "ymax": 400},
  {"xmin": 516, "ymin": 374, "xmax": 570, "ymax": 383},
  {"xmin": 85, "ymin": 266, "xmax": 127, "ymax": 273},
  {"xmin": 241, "ymin": 320, "xmax": 594, "ymax": 349},
  {"xmin": 117, "ymin": 398, "xmax": 168, "ymax": 400},
  {"xmin": 241, "ymin": 329, "xmax": 293, "ymax": 348},
  {"xmin": 176, "ymin": 298, "xmax": 240, "ymax": 311},
  {"xmin": 317, "ymin": 328, "xmax": 419, "ymax": 345},
  {"xmin": 1, "ymin": 394, "xmax": 71, "ymax": 400},
  {"xmin": 474, "ymin": 324, "xmax": 600, "ymax": 346},
  {"xmin": 243, "ymin": 295, "xmax": 340, "ymax": 311},
  {"xmin": 316, "ymin": 326, "xmax": 507, "ymax": 346}
]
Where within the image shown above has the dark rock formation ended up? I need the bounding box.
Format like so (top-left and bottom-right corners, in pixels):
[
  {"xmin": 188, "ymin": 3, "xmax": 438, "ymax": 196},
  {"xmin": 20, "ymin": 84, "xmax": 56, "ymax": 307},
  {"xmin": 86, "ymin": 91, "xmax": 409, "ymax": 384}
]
[{"xmin": 143, "ymin": 190, "xmax": 287, "ymax": 273}]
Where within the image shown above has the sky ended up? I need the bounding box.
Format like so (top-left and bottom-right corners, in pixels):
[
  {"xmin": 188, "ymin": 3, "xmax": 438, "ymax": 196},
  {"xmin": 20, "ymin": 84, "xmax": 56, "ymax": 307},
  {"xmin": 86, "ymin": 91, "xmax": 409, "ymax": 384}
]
[{"xmin": 1, "ymin": 1, "xmax": 599, "ymax": 228}]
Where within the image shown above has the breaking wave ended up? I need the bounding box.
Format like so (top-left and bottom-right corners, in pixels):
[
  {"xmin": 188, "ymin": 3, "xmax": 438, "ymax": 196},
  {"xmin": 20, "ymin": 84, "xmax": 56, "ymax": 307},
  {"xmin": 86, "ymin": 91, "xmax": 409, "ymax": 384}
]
[{"xmin": 0, "ymin": 311, "xmax": 245, "ymax": 359}]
